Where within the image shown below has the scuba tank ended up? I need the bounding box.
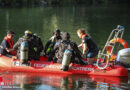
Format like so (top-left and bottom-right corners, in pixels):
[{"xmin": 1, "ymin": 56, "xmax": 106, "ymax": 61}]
[
  {"xmin": 61, "ymin": 49, "xmax": 72, "ymax": 71},
  {"xmin": 20, "ymin": 41, "xmax": 28, "ymax": 63}
]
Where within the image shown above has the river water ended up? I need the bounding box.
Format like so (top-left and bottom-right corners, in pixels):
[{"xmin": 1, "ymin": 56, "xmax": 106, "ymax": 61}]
[{"xmin": 0, "ymin": 3, "xmax": 130, "ymax": 90}]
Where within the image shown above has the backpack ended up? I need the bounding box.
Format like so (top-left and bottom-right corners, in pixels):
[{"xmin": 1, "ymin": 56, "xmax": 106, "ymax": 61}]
[{"xmin": 55, "ymin": 40, "xmax": 73, "ymax": 63}]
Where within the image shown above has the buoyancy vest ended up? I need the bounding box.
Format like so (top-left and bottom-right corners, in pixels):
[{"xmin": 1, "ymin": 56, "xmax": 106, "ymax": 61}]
[
  {"xmin": 5, "ymin": 36, "xmax": 14, "ymax": 49},
  {"xmin": 80, "ymin": 34, "xmax": 87, "ymax": 50},
  {"xmin": 5, "ymin": 36, "xmax": 16, "ymax": 55}
]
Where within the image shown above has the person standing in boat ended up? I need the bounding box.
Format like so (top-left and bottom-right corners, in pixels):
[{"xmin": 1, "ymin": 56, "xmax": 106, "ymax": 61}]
[
  {"xmin": 13, "ymin": 30, "xmax": 36, "ymax": 63},
  {"xmin": 44, "ymin": 29, "xmax": 62, "ymax": 62},
  {"xmin": 77, "ymin": 29, "xmax": 99, "ymax": 65},
  {"xmin": 0, "ymin": 31, "xmax": 16, "ymax": 58}
]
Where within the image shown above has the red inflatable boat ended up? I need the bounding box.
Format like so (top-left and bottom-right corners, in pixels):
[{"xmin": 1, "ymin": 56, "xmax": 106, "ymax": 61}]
[{"xmin": 0, "ymin": 55, "xmax": 128, "ymax": 77}]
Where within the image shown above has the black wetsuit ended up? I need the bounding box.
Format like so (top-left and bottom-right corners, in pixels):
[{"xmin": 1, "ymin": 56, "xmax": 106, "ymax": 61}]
[{"xmin": 44, "ymin": 36, "xmax": 62, "ymax": 61}]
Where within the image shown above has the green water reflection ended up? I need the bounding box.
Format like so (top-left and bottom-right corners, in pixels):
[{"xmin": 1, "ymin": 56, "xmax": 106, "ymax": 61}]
[{"xmin": 0, "ymin": 4, "xmax": 130, "ymax": 50}]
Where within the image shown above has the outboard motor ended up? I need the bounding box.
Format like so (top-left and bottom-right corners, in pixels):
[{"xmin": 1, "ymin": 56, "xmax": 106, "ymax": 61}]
[
  {"xmin": 116, "ymin": 48, "xmax": 130, "ymax": 68},
  {"xmin": 61, "ymin": 49, "xmax": 72, "ymax": 71},
  {"xmin": 20, "ymin": 41, "xmax": 28, "ymax": 63}
]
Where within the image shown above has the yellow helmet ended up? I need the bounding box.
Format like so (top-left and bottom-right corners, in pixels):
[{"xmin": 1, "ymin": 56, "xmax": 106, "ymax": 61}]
[{"xmin": 25, "ymin": 30, "xmax": 32, "ymax": 35}]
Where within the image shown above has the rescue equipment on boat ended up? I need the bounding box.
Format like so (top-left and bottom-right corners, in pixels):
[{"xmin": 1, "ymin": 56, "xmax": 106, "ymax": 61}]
[
  {"xmin": 61, "ymin": 49, "xmax": 72, "ymax": 71},
  {"xmin": 20, "ymin": 41, "xmax": 28, "ymax": 63},
  {"xmin": 96, "ymin": 25, "xmax": 128, "ymax": 69},
  {"xmin": 109, "ymin": 38, "xmax": 128, "ymax": 48},
  {"xmin": 106, "ymin": 38, "xmax": 128, "ymax": 61}
]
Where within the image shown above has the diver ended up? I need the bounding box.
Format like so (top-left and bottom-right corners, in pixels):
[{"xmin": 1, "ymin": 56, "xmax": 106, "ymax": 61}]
[
  {"xmin": 77, "ymin": 29, "xmax": 99, "ymax": 65},
  {"xmin": 44, "ymin": 29, "xmax": 62, "ymax": 62},
  {"xmin": 0, "ymin": 31, "xmax": 16, "ymax": 58},
  {"xmin": 32, "ymin": 33, "xmax": 44, "ymax": 60},
  {"xmin": 54, "ymin": 32, "xmax": 86, "ymax": 71},
  {"xmin": 13, "ymin": 30, "xmax": 36, "ymax": 64}
]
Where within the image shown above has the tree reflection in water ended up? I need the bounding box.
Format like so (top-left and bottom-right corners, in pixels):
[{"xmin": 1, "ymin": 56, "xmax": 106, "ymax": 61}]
[{"xmin": 0, "ymin": 72, "xmax": 128, "ymax": 89}]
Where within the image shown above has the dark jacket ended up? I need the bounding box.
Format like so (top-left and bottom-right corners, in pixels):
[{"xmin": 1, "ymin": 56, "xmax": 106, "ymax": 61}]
[
  {"xmin": 82, "ymin": 35, "xmax": 99, "ymax": 52},
  {"xmin": 32, "ymin": 35, "xmax": 44, "ymax": 60}
]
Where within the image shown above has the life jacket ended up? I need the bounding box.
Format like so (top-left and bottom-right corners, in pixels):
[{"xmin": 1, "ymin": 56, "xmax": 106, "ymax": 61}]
[
  {"xmin": 5, "ymin": 36, "xmax": 14, "ymax": 49},
  {"xmin": 80, "ymin": 34, "xmax": 87, "ymax": 50},
  {"xmin": 5, "ymin": 36, "xmax": 16, "ymax": 55}
]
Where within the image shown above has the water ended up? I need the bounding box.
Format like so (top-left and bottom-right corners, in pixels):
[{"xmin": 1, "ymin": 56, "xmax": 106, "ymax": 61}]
[
  {"xmin": 0, "ymin": 72, "xmax": 129, "ymax": 90},
  {"xmin": 0, "ymin": 3, "xmax": 130, "ymax": 90}
]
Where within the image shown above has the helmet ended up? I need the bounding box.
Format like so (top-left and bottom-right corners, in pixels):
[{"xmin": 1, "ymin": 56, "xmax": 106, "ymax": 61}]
[
  {"xmin": 24, "ymin": 30, "xmax": 32, "ymax": 38},
  {"xmin": 25, "ymin": 30, "xmax": 32, "ymax": 35},
  {"xmin": 55, "ymin": 29, "xmax": 60, "ymax": 33},
  {"xmin": 54, "ymin": 29, "xmax": 60, "ymax": 35}
]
